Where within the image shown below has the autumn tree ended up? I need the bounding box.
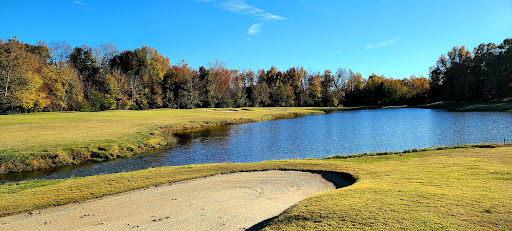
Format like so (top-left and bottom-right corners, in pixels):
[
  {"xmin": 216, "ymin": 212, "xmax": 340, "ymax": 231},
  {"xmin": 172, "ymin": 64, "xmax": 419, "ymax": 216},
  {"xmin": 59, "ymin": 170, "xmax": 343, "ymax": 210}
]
[
  {"xmin": 26, "ymin": 41, "xmax": 51, "ymax": 65},
  {"xmin": 49, "ymin": 41, "xmax": 72, "ymax": 66},
  {"xmin": 135, "ymin": 46, "xmax": 168, "ymax": 109},
  {"xmin": 252, "ymin": 69, "xmax": 271, "ymax": 107},
  {"xmin": 209, "ymin": 61, "xmax": 231, "ymax": 107},
  {"xmin": 59, "ymin": 62, "xmax": 85, "ymax": 110},
  {"xmin": 306, "ymin": 72, "xmax": 322, "ymax": 106},
  {"xmin": 163, "ymin": 61, "xmax": 199, "ymax": 109},
  {"xmin": 0, "ymin": 38, "xmax": 45, "ymax": 112},
  {"xmin": 284, "ymin": 67, "xmax": 308, "ymax": 106},
  {"xmin": 321, "ymin": 69, "xmax": 337, "ymax": 106}
]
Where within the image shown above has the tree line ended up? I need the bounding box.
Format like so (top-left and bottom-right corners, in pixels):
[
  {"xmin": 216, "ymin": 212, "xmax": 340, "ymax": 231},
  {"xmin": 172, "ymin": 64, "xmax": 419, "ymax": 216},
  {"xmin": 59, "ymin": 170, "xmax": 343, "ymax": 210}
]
[
  {"xmin": 1, "ymin": 36, "xmax": 510, "ymax": 114},
  {"xmin": 429, "ymin": 38, "xmax": 512, "ymax": 101},
  {"xmin": 0, "ymin": 37, "xmax": 430, "ymax": 113}
]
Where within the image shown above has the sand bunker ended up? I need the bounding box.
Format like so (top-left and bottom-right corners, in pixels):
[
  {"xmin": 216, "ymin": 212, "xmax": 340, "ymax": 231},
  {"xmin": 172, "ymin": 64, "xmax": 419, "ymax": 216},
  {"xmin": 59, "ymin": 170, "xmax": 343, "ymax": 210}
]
[{"xmin": 0, "ymin": 170, "xmax": 349, "ymax": 231}]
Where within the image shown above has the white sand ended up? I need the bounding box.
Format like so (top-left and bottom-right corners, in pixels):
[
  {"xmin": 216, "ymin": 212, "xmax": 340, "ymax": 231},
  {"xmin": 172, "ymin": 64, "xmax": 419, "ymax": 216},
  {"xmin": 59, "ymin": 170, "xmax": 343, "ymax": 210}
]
[{"xmin": 0, "ymin": 170, "xmax": 335, "ymax": 231}]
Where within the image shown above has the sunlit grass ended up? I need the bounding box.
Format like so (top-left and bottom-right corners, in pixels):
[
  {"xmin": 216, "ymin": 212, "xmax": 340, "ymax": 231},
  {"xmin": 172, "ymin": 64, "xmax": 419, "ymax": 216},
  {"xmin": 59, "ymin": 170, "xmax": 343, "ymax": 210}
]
[
  {"xmin": 0, "ymin": 108, "xmax": 325, "ymax": 152},
  {"xmin": 0, "ymin": 107, "xmax": 328, "ymax": 173},
  {"xmin": 263, "ymin": 147, "xmax": 512, "ymax": 230},
  {"xmin": 1, "ymin": 147, "xmax": 510, "ymax": 230}
]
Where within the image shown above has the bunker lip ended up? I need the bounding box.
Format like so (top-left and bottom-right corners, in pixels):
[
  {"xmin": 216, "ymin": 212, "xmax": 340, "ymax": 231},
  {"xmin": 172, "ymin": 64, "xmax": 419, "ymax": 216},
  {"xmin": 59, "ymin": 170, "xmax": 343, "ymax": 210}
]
[
  {"xmin": 246, "ymin": 170, "xmax": 357, "ymax": 230},
  {"xmin": 0, "ymin": 170, "xmax": 356, "ymax": 231}
]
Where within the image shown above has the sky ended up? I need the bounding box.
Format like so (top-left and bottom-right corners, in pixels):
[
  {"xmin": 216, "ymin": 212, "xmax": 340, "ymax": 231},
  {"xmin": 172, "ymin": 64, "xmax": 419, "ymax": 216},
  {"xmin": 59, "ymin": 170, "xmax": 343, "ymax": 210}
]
[{"xmin": 1, "ymin": 0, "xmax": 512, "ymax": 79}]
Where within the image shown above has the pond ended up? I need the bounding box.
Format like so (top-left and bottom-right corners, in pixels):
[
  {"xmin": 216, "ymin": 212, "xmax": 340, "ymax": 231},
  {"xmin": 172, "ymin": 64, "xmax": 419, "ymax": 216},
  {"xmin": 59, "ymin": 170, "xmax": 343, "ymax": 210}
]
[{"xmin": 3, "ymin": 108, "xmax": 512, "ymax": 181}]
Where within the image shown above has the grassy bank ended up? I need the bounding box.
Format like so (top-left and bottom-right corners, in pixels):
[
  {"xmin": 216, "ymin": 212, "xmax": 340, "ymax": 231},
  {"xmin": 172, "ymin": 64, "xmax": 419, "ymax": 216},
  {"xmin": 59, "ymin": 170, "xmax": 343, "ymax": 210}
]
[
  {"xmin": 1, "ymin": 146, "xmax": 511, "ymax": 230},
  {"xmin": 0, "ymin": 107, "xmax": 331, "ymax": 174},
  {"xmin": 420, "ymin": 101, "xmax": 512, "ymax": 112}
]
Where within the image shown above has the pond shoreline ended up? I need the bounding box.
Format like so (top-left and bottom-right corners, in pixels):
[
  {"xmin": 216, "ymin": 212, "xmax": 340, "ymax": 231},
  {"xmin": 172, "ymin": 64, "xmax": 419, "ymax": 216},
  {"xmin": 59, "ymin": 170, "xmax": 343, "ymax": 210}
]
[
  {"xmin": 1, "ymin": 108, "xmax": 329, "ymax": 175},
  {"xmin": 2, "ymin": 103, "xmax": 510, "ymax": 176},
  {"xmin": 416, "ymin": 100, "xmax": 512, "ymax": 112},
  {"xmin": 0, "ymin": 105, "xmax": 402, "ymax": 176}
]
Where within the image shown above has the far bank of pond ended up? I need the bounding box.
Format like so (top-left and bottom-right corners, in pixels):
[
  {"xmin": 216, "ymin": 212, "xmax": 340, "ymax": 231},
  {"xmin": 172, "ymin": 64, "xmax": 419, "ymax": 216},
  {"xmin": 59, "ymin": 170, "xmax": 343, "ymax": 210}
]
[
  {"xmin": 419, "ymin": 100, "xmax": 512, "ymax": 112},
  {"xmin": 3, "ymin": 108, "xmax": 512, "ymax": 181},
  {"xmin": 0, "ymin": 107, "xmax": 326, "ymax": 175}
]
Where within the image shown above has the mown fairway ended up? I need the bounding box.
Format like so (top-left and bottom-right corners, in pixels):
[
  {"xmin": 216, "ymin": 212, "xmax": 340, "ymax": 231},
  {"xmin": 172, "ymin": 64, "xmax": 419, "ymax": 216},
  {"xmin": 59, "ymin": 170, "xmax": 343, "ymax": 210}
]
[
  {"xmin": 1, "ymin": 146, "xmax": 511, "ymax": 230},
  {"xmin": 0, "ymin": 108, "xmax": 324, "ymax": 153},
  {"xmin": 0, "ymin": 108, "xmax": 325, "ymax": 173}
]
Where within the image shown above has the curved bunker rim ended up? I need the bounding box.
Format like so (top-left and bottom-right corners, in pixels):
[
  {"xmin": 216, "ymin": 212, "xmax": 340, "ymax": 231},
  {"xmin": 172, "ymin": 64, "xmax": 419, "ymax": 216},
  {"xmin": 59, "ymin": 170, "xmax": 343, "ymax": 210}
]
[{"xmin": 245, "ymin": 169, "xmax": 357, "ymax": 231}]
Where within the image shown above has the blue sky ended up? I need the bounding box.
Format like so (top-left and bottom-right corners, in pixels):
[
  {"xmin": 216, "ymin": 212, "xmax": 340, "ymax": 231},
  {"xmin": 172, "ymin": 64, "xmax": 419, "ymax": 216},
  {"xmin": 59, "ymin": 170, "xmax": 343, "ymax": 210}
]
[{"xmin": 1, "ymin": 0, "xmax": 512, "ymax": 79}]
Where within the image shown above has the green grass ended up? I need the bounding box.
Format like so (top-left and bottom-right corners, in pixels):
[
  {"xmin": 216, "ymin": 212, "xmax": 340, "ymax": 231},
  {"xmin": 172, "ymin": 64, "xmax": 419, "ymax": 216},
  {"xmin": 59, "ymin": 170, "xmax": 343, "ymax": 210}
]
[
  {"xmin": 1, "ymin": 146, "xmax": 511, "ymax": 230},
  {"xmin": 0, "ymin": 107, "xmax": 331, "ymax": 173},
  {"xmin": 421, "ymin": 101, "xmax": 512, "ymax": 112}
]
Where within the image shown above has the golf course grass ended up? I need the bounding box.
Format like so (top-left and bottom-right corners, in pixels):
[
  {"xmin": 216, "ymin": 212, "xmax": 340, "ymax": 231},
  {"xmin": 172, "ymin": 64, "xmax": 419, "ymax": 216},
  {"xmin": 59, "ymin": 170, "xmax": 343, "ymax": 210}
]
[
  {"xmin": 1, "ymin": 146, "xmax": 510, "ymax": 230},
  {"xmin": 0, "ymin": 107, "xmax": 330, "ymax": 173}
]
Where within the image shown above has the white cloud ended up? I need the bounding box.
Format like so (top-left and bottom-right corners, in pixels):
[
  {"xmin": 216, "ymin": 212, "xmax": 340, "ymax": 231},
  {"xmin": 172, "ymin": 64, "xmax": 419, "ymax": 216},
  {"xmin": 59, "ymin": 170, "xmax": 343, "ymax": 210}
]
[
  {"xmin": 219, "ymin": 0, "xmax": 263, "ymax": 14},
  {"xmin": 201, "ymin": 0, "xmax": 285, "ymax": 36},
  {"xmin": 216, "ymin": 0, "xmax": 286, "ymax": 21},
  {"xmin": 259, "ymin": 13, "xmax": 286, "ymax": 21},
  {"xmin": 73, "ymin": 1, "xmax": 87, "ymax": 9},
  {"xmin": 248, "ymin": 23, "xmax": 263, "ymax": 35},
  {"xmin": 366, "ymin": 38, "xmax": 399, "ymax": 49}
]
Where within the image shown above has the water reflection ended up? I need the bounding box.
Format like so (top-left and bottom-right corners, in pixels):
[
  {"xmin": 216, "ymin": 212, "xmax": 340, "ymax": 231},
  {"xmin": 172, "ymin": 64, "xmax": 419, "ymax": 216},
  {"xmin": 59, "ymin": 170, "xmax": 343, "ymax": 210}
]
[{"xmin": 2, "ymin": 108, "xmax": 512, "ymax": 181}]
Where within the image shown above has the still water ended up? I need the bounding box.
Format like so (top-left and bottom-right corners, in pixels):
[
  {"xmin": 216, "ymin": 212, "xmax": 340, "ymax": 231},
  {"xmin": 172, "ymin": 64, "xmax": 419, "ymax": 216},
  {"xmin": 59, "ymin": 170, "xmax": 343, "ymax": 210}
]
[{"xmin": 3, "ymin": 108, "xmax": 512, "ymax": 181}]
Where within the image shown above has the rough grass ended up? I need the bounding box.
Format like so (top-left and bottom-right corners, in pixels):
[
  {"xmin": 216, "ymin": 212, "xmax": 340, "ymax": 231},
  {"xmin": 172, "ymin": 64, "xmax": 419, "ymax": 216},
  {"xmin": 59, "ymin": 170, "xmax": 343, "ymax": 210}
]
[
  {"xmin": 0, "ymin": 107, "xmax": 329, "ymax": 173},
  {"xmin": 0, "ymin": 147, "xmax": 510, "ymax": 230}
]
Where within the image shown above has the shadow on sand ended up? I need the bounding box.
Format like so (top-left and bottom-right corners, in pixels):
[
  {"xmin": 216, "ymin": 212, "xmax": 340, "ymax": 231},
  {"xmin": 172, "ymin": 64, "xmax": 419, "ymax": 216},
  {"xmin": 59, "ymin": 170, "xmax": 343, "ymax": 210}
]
[{"xmin": 246, "ymin": 170, "xmax": 357, "ymax": 231}]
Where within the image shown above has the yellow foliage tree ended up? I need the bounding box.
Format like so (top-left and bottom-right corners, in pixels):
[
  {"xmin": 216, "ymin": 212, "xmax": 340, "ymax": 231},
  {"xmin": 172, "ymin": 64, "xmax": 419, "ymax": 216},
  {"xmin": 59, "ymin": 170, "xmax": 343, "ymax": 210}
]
[{"xmin": 0, "ymin": 37, "xmax": 45, "ymax": 112}]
